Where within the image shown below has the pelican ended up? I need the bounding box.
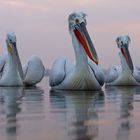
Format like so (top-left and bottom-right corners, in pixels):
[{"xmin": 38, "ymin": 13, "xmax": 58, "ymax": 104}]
[
  {"xmin": 49, "ymin": 12, "xmax": 104, "ymax": 90},
  {"xmin": 105, "ymin": 35, "xmax": 140, "ymax": 86},
  {"xmin": 0, "ymin": 32, "xmax": 45, "ymax": 86}
]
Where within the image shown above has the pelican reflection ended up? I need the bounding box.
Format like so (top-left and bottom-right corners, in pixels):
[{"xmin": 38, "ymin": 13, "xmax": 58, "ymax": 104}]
[
  {"xmin": 0, "ymin": 87, "xmax": 24, "ymax": 140},
  {"xmin": 0, "ymin": 86, "xmax": 45, "ymax": 140},
  {"xmin": 50, "ymin": 90, "xmax": 105, "ymax": 140},
  {"xmin": 22, "ymin": 87, "xmax": 45, "ymax": 119},
  {"xmin": 105, "ymin": 86, "xmax": 137, "ymax": 140}
]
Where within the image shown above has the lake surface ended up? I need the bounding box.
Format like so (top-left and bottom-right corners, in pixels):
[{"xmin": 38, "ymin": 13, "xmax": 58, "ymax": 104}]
[{"xmin": 0, "ymin": 78, "xmax": 140, "ymax": 140}]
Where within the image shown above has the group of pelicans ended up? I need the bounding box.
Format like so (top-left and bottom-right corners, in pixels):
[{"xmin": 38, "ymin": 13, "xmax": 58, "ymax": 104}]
[{"xmin": 1, "ymin": 11, "xmax": 140, "ymax": 91}]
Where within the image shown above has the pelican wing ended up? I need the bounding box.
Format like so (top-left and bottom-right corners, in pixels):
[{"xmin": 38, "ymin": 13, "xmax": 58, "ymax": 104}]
[
  {"xmin": 49, "ymin": 57, "xmax": 73, "ymax": 87},
  {"xmin": 105, "ymin": 66, "xmax": 119, "ymax": 83},
  {"xmin": 132, "ymin": 66, "xmax": 140, "ymax": 83},
  {"xmin": 23, "ymin": 56, "xmax": 45, "ymax": 86},
  {"xmin": 0, "ymin": 54, "xmax": 8, "ymax": 77},
  {"xmin": 49, "ymin": 57, "xmax": 66, "ymax": 87},
  {"xmin": 88, "ymin": 59, "xmax": 105, "ymax": 86},
  {"xmin": 0, "ymin": 59, "xmax": 6, "ymax": 73}
]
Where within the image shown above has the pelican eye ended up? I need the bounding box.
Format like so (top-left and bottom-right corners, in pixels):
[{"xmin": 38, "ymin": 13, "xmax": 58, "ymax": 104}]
[
  {"xmin": 75, "ymin": 19, "xmax": 79, "ymax": 23},
  {"xmin": 7, "ymin": 37, "xmax": 12, "ymax": 43}
]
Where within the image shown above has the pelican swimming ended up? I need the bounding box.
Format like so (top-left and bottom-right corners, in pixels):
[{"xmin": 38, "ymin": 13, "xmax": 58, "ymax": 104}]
[
  {"xmin": 49, "ymin": 12, "xmax": 104, "ymax": 90},
  {"xmin": 0, "ymin": 32, "xmax": 45, "ymax": 86},
  {"xmin": 105, "ymin": 35, "xmax": 140, "ymax": 86}
]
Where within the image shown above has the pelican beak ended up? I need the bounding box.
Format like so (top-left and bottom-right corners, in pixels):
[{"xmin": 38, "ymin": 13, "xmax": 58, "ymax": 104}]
[
  {"xmin": 73, "ymin": 22, "xmax": 99, "ymax": 65},
  {"xmin": 6, "ymin": 41, "xmax": 13, "ymax": 54},
  {"xmin": 120, "ymin": 45, "xmax": 134, "ymax": 72},
  {"xmin": 6, "ymin": 40, "xmax": 16, "ymax": 55}
]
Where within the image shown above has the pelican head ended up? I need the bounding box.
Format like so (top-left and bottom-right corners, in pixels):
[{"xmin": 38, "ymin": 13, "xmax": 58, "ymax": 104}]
[
  {"xmin": 6, "ymin": 32, "xmax": 17, "ymax": 54},
  {"xmin": 116, "ymin": 35, "xmax": 133, "ymax": 72},
  {"xmin": 68, "ymin": 12, "xmax": 99, "ymax": 65}
]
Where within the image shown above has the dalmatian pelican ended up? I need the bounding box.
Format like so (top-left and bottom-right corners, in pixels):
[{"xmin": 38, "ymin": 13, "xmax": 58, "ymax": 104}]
[
  {"xmin": 49, "ymin": 12, "xmax": 104, "ymax": 90},
  {"xmin": 105, "ymin": 35, "xmax": 140, "ymax": 86},
  {"xmin": 0, "ymin": 32, "xmax": 45, "ymax": 86}
]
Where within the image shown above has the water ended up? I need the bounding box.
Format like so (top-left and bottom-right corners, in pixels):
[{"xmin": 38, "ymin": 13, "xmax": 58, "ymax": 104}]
[{"xmin": 0, "ymin": 78, "xmax": 140, "ymax": 140}]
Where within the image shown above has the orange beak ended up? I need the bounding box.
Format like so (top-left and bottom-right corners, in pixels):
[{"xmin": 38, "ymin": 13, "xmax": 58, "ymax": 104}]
[
  {"xmin": 120, "ymin": 46, "xmax": 134, "ymax": 72},
  {"xmin": 74, "ymin": 22, "xmax": 99, "ymax": 65}
]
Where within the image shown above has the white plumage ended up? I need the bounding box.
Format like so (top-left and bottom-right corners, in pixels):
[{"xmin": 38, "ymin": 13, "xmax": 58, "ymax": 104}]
[
  {"xmin": 0, "ymin": 32, "xmax": 45, "ymax": 86},
  {"xmin": 49, "ymin": 12, "xmax": 104, "ymax": 90},
  {"xmin": 105, "ymin": 35, "xmax": 140, "ymax": 86}
]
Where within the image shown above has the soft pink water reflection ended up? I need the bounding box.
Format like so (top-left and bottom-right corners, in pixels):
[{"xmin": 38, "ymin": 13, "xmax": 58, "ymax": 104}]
[
  {"xmin": 1, "ymin": 78, "xmax": 140, "ymax": 140},
  {"xmin": 0, "ymin": 0, "xmax": 140, "ymax": 69}
]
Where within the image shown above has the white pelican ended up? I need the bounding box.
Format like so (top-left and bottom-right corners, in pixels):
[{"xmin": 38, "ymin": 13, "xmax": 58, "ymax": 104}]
[
  {"xmin": 0, "ymin": 32, "xmax": 45, "ymax": 86},
  {"xmin": 105, "ymin": 35, "xmax": 140, "ymax": 86},
  {"xmin": 49, "ymin": 12, "xmax": 104, "ymax": 90}
]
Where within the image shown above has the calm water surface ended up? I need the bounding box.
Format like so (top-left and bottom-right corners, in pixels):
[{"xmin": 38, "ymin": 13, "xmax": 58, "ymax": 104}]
[{"xmin": 0, "ymin": 78, "xmax": 140, "ymax": 140}]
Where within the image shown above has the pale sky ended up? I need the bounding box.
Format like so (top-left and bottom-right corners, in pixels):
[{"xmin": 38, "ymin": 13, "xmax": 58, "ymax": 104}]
[{"xmin": 0, "ymin": 0, "xmax": 140, "ymax": 68}]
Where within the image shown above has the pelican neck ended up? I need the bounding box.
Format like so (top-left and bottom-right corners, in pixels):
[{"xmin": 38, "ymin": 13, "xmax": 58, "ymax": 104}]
[
  {"xmin": 71, "ymin": 31, "xmax": 89, "ymax": 69},
  {"xmin": 119, "ymin": 51, "xmax": 132, "ymax": 74}
]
